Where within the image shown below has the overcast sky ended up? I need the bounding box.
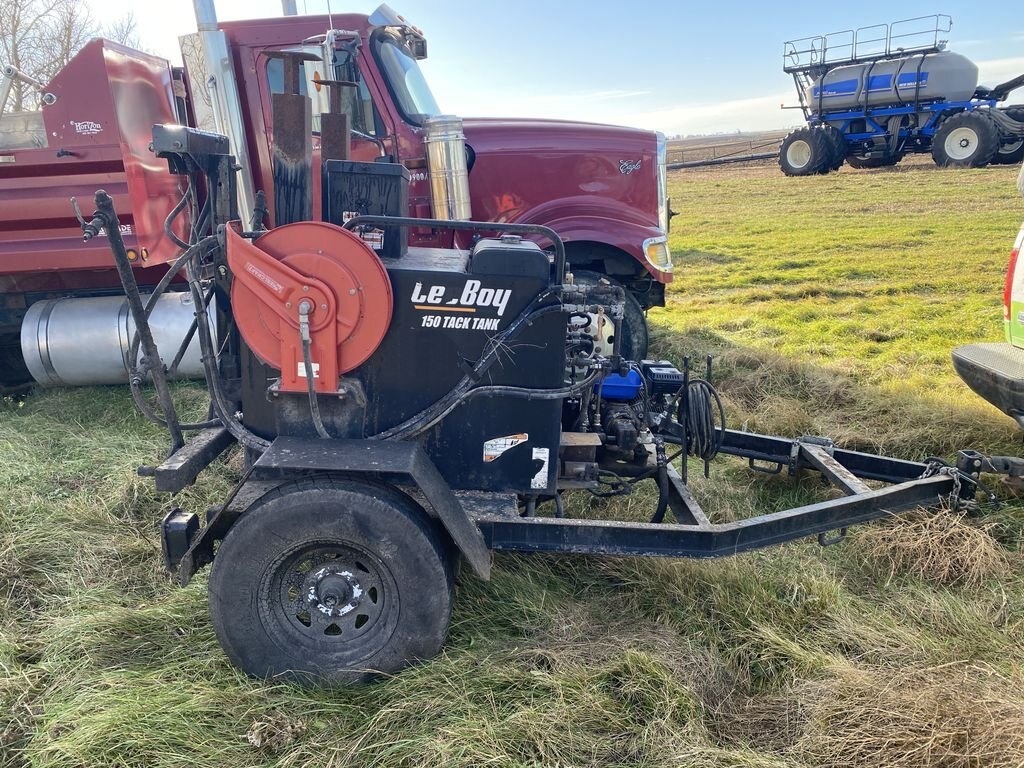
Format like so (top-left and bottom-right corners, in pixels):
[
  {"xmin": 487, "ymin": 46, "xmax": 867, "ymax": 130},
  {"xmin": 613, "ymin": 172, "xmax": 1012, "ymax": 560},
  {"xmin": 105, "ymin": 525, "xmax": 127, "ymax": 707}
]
[{"xmin": 88, "ymin": 0, "xmax": 1024, "ymax": 135}]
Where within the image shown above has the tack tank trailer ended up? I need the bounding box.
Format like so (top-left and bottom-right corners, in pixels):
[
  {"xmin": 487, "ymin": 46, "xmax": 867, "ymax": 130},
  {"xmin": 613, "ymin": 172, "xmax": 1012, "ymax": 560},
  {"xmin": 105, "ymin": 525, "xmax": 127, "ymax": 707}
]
[
  {"xmin": 780, "ymin": 15, "xmax": 1024, "ymax": 175},
  {"xmin": 73, "ymin": 36, "xmax": 1024, "ymax": 684}
]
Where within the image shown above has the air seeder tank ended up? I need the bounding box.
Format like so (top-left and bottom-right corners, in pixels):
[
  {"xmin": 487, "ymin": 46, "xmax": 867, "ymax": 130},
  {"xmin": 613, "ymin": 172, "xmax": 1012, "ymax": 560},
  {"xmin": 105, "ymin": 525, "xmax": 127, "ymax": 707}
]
[{"xmin": 806, "ymin": 51, "xmax": 978, "ymax": 110}]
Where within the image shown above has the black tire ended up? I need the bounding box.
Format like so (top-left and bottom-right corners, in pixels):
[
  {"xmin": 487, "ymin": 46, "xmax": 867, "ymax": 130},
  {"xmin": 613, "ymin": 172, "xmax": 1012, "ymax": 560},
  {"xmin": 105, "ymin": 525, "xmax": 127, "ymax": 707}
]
[
  {"xmin": 846, "ymin": 151, "xmax": 904, "ymax": 169},
  {"xmin": 817, "ymin": 125, "xmax": 846, "ymax": 171},
  {"xmin": 992, "ymin": 106, "xmax": 1024, "ymax": 165},
  {"xmin": 208, "ymin": 477, "xmax": 454, "ymax": 686},
  {"xmin": 0, "ymin": 334, "xmax": 32, "ymax": 387},
  {"xmin": 779, "ymin": 127, "xmax": 830, "ymax": 176},
  {"xmin": 572, "ymin": 270, "xmax": 648, "ymax": 361},
  {"xmin": 931, "ymin": 111, "xmax": 1000, "ymax": 168}
]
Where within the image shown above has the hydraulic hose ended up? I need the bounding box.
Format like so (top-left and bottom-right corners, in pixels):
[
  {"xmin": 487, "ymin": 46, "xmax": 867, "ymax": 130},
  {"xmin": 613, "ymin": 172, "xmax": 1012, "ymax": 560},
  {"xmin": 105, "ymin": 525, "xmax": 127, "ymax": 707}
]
[
  {"xmin": 679, "ymin": 378, "xmax": 725, "ymax": 463},
  {"xmin": 369, "ymin": 295, "xmax": 563, "ymax": 440},
  {"xmin": 163, "ymin": 182, "xmax": 193, "ymax": 250},
  {"xmin": 186, "ymin": 260, "xmax": 270, "ymax": 453},
  {"xmin": 299, "ymin": 302, "xmax": 331, "ymax": 440},
  {"xmin": 126, "ymin": 237, "xmax": 221, "ymax": 431},
  {"xmin": 376, "ymin": 369, "xmax": 602, "ymax": 445}
]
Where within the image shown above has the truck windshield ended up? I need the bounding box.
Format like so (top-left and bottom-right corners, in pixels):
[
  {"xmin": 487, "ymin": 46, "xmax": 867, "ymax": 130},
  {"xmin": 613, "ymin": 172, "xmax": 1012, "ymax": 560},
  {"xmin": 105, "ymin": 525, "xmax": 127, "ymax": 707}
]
[{"xmin": 375, "ymin": 35, "xmax": 440, "ymax": 124}]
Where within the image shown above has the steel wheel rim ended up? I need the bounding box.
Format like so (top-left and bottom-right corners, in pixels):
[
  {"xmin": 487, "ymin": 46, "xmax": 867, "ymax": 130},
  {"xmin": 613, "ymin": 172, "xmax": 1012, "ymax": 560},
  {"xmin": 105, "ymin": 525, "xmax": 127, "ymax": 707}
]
[
  {"xmin": 1000, "ymin": 139, "xmax": 1024, "ymax": 155},
  {"xmin": 787, "ymin": 140, "xmax": 812, "ymax": 169},
  {"xmin": 945, "ymin": 127, "xmax": 979, "ymax": 161},
  {"xmin": 259, "ymin": 540, "xmax": 398, "ymax": 661}
]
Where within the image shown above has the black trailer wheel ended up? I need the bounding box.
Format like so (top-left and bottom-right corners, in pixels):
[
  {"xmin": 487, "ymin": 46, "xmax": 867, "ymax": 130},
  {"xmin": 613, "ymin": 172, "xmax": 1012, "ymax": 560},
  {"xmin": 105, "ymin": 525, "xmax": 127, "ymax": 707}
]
[
  {"xmin": 992, "ymin": 106, "xmax": 1024, "ymax": 165},
  {"xmin": 817, "ymin": 125, "xmax": 846, "ymax": 171},
  {"xmin": 779, "ymin": 128, "xmax": 830, "ymax": 176},
  {"xmin": 208, "ymin": 477, "xmax": 454, "ymax": 686},
  {"xmin": 932, "ymin": 111, "xmax": 1000, "ymax": 168},
  {"xmin": 572, "ymin": 270, "xmax": 649, "ymax": 361}
]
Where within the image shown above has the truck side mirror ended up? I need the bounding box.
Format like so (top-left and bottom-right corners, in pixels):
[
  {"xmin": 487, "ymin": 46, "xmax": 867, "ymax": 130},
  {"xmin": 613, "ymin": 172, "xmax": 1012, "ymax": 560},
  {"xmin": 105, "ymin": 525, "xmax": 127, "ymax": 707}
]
[{"xmin": 408, "ymin": 37, "xmax": 427, "ymax": 60}]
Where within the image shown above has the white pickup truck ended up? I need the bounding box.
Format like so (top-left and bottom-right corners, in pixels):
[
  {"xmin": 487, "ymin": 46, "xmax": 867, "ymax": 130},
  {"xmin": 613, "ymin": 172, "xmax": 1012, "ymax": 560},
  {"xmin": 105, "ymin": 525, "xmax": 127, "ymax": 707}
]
[{"xmin": 953, "ymin": 162, "xmax": 1024, "ymax": 426}]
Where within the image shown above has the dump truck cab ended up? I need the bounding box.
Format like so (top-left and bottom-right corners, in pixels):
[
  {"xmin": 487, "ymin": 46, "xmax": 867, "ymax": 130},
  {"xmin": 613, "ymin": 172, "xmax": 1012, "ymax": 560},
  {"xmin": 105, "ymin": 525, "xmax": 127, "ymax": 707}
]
[{"xmin": 952, "ymin": 162, "xmax": 1024, "ymax": 424}]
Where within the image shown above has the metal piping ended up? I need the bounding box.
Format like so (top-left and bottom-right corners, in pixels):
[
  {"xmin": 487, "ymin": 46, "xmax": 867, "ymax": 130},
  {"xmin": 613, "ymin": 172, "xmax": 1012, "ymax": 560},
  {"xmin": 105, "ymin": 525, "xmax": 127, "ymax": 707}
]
[
  {"xmin": 0, "ymin": 64, "xmax": 53, "ymax": 116},
  {"xmin": 188, "ymin": 0, "xmax": 256, "ymax": 220},
  {"xmin": 0, "ymin": 66, "xmax": 14, "ymax": 116}
]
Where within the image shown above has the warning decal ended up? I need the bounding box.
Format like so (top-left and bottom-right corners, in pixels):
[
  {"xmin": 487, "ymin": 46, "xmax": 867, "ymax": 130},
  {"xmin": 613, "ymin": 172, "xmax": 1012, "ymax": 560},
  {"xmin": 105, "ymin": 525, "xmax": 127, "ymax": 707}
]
[
  {"xmin": 483, "ymin": 433, "xmax": 528, "ymax": 463},
  {"xmin": 531, "ymin": 447, "xmax": 550, "ymax": 489}
]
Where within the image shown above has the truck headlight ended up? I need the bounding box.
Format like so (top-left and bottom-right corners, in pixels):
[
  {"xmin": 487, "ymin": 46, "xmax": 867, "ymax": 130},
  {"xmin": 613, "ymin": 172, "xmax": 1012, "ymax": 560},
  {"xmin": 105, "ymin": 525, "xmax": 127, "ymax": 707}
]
[
  {"xmin": 656, "ymin": 131, "xmax": 670, "ymax": 233},
  {"xmin": 643, "ymin": 235, "xmax": 672, "ymax": 273}
]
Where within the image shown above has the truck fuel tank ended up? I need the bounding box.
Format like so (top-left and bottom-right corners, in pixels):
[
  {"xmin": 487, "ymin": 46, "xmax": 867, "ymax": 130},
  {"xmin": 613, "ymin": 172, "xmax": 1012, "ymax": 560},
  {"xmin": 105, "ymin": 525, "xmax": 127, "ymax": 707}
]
[{"xmin": 20, "ymin": 291, "xmax": 214, "ymax": 387}]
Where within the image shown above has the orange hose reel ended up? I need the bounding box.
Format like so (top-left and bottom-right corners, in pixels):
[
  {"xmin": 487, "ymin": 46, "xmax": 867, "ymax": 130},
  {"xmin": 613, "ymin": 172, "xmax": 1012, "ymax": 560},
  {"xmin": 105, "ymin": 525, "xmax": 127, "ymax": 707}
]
[{"xmin": 225, "ymin": 221, "xmax": 393, "ymax": 393}]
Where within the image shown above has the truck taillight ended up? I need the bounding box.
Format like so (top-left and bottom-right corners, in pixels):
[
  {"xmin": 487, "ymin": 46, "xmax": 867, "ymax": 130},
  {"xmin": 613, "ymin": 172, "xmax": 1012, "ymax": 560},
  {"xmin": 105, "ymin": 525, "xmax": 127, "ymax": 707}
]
[
  {"xmin": 1005, "ymin": 247, "xmax": 1019, "ymax": 322},
  {"xmin": 1005, "ymin": 224, "xmax": 1024, "ymax": 327}
]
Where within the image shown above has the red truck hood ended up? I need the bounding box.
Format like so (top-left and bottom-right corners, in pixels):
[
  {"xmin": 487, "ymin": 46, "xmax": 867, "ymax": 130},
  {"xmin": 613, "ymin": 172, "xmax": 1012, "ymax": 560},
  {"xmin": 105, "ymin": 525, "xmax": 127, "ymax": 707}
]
[
  {"xmin": 457, "ymin": 116, "xmax": 662, "ymax": 242},
  {"xmin": 462, "ymin": 117, "xmax": 657, "ymax": 153}
]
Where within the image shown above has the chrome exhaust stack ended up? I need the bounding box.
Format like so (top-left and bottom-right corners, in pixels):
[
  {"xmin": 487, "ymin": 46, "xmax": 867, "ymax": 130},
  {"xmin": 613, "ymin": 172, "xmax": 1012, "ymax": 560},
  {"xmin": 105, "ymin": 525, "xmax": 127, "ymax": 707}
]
[
  {"xmin": 181, "ymin": 0, "xmax": 256, "ymax": 220},
  {"xmin": 423, "ymin": 115, "xmax": 472, "ymax": 220}
]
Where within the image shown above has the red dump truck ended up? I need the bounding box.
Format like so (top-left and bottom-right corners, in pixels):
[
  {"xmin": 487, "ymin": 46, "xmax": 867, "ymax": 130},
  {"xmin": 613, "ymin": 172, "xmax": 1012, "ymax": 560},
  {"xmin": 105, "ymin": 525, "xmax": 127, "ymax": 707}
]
[{"xmin": 0, "ymin": 3, "xmax": 672, "ymax": 387}]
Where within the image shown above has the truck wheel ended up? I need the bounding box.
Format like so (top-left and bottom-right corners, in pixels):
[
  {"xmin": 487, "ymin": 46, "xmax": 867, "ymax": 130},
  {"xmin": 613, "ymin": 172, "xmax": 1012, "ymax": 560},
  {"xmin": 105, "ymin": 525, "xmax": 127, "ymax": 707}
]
[
  {"xmin": 208, "ymin": 477, "xmax": 454, "ymax": 686},
  {"xmin": 573, "ymin": 270, "xmax": 648, "ymax": 361},
  {"xmin": 0, "ymin": 336, "xmax": 32, "ymax": 387},
  {"xmin": 817, "ymin": 125, "xmax": 846, "ymax": 171},
  {"xmin": 992, "ymin": 106, "xmax": 1024, "ymax": 165},
  {"xmin": 932, "ymin": 112, "xmax": 999, "ymax": 168},
  {"xmin": 779, "ymin": 127, "xmax": 830, "ymax": 176}
]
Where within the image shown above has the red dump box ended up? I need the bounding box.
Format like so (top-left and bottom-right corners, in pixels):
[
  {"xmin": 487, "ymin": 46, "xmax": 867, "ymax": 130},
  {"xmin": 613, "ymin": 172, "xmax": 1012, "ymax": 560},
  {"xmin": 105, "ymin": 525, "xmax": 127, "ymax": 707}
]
[{"xmin": 0, "ymin": 39, "xmax": 188, "ymax": 298}]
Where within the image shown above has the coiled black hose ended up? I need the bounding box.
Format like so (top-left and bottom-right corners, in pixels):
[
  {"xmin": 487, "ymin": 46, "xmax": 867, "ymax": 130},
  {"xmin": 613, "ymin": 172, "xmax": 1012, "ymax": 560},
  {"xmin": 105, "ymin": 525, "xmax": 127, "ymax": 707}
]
[{"xmin": 679, "ymin": 378, "xmax": 725, "ymax": 463}]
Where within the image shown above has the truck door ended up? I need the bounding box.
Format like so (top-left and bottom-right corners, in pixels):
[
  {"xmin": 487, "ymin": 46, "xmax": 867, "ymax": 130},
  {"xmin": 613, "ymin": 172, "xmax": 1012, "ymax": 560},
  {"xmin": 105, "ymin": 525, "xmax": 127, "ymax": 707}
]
[{"xmin": 263, "ymin": 47, "xmax": 388, "ymax": 165}]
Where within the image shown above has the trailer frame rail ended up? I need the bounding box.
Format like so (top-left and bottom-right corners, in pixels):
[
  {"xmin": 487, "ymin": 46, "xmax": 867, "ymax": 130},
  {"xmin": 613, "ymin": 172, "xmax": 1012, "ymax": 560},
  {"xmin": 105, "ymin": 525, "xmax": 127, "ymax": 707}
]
[{"xmin": 474, "ymin": 429, "xmax": 974, "ymax": 558}]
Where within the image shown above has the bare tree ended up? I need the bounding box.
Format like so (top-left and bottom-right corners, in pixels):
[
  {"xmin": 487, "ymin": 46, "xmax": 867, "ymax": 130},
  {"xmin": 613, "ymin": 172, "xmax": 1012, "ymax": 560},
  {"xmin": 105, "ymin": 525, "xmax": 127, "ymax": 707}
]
[
  {"xmin": 105, "ymin": 12, "xmax": 140, "ymax": 48},
  {"xmin": 0, "ymin": 0, "xmax": 138, "ymax": 112}
]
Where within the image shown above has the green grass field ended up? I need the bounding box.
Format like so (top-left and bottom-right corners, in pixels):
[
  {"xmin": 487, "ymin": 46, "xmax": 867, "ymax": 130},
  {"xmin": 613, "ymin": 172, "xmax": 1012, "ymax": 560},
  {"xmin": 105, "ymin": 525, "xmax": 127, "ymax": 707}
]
[{"xmin": 3, "ymin": 158, "xmax": 1024, "ymax": 767}]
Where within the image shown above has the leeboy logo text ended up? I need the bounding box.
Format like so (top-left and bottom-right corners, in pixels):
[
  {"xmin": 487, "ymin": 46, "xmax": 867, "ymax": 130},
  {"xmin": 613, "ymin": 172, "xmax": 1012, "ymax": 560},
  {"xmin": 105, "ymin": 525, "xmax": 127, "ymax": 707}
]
[{"xmin": 411, "ymin": 279, "xmax": 512, "ymax": 316}]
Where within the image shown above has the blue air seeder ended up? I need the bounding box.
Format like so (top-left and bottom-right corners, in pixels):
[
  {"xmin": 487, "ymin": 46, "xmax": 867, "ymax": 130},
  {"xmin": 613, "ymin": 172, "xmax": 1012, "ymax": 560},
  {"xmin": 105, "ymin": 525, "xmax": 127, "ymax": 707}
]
[{"xmin": 780, "ymin": 15, "xmax": 1024, "ymax": 175}]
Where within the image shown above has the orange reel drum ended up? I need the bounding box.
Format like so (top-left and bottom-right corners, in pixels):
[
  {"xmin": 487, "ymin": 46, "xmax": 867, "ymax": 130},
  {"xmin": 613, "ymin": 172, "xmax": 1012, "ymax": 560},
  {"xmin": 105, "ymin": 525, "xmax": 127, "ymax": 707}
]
[{"xmin": 225, "ymin": 222, "xmax": 393, "ymax": 392}]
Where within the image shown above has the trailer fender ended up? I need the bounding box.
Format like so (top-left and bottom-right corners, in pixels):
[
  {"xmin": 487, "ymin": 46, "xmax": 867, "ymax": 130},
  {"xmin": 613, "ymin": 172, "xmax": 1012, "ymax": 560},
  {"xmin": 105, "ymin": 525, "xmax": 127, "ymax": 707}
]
[{"xmin": 173, "ymin": 437, "xmax": 492, "ymax": 585}]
